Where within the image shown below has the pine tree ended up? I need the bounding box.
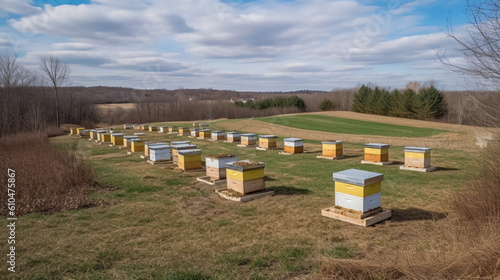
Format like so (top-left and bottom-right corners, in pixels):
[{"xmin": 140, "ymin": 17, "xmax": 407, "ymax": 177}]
[{"xmin": 351, "ymin": 85, "xmax": 372, "ymax": 113}]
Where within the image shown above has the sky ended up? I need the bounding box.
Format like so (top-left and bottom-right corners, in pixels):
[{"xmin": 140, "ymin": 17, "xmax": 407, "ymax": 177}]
[{"xmin": 0, "ymin": 0, "xmax": 471, "ymax": 91}]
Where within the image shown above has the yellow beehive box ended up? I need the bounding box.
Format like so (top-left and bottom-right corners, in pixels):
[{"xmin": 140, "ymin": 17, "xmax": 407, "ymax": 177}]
[
  {"xmin": 123, "ymin": 136, "xmax": 139, "ymax": 147},
  {"xmin": 130, "ymin": 139, "xmax": 144, "ymax": 152},
  {"xmin": 225, "ymin": 160, "xmax": 265, "ymax": 195},
  {"xmin": 70, "ymin": 128, "xmax": 75, "ymax": 135},
  {"xmin": 168, "ymin": 126, "xmax": 178, "ymax": 134},
  {"xmin": 172, "ymin": 144, "xmax": 197, "ymax": 164},
  {"xmin": 89, "ymin": 130, "xmax": 98, "ymax": 140},
  {"xmin": 178, "ymin": 127, "xmax": 189, "ymax": 136},
  {"xmin": 402, "ymin": 147, "xmax": 433, "ymax": 169},
  {"xmin": 76, "ymin": 127, "xmax": 85, "ymax": 136},
  {"xmin": 333, "ymin": 169, "xmax": 384, "ymax": 213},
  {"xmin": 141, "ymin": 125, "xmax": 149, "ymax": 131},
  {"xmin": 259, "ymin": 135, "xmax": 277, "ymax": 148},
  {"xmin": 111, "ymin": 133, "xmax": 124, "ymax": 146},
  {"xmin": 199, "ymin": 129, "xmax": 211, "ymax": 139},
  {"xmin": 101, "ymin": 133, "xmax": 111, "ymax": 143},
  {"xmin": 363, "ymin": 143, "xmax": 390, "ymax": 162},
  {"xmin": 144, "ymin": 142, "xmax": 168, "ymax": 157},
  {"xmin": 149, "ymin": 125, "xmax": 158, "ymax": 132},
  {"xmin": 178, "ymin": 149, "xmax": 202, "ymax": 170},
  {"xmin": 322, "ymin": 141, "xmax": 343, "ymax": 157}
]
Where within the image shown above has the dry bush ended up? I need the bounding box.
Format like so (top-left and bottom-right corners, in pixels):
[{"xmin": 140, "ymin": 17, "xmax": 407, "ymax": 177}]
[
  {"xmin": 43, "ymin": 126, "xmax": 66, "ymax": 137},
  {"xmin": 0, "ymin": 132, "xmax": 101, "ymax": 215}
]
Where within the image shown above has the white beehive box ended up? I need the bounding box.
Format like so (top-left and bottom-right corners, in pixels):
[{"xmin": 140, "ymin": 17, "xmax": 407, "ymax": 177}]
[{"xmin": 149, "ymin": 145, "xmax": 171, "ymax": 161}]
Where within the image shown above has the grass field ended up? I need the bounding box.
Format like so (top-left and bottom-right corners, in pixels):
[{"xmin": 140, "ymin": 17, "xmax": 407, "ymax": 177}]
[
  {"xmin": 257, "ymin": 115, "xmax": 445, "ymax": 137},
  {"xmin": 7, "ymin": 123, "xmax": 482, "ymax": 279}
]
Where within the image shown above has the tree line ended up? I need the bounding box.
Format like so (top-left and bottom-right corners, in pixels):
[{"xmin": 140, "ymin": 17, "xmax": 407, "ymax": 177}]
[
  {"xmin": 351, "ymin": 84, "xmax": 447, "ymax": 120},
  {"xmin": 233, "ymin": 95, "xmax": 307, "ymax": 112}
]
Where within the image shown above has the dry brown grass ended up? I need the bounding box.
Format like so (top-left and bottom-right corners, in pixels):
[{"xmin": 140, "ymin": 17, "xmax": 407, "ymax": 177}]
[{"xmin": 0, "ymin": 132, "xmax": 101, "ymax": 215}]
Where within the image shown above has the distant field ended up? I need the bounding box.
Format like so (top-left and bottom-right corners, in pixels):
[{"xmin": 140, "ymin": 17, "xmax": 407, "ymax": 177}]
[{"xmin": 257, "ymin": 115, "xmax": 445, "ymax": 137}]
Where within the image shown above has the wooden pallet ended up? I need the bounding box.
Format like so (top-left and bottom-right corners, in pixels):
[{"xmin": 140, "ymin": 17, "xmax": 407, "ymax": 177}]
[
  {"xmin": 321, "ymin": 206, "xmax": 391, "ymax": 227},
  {"xmin": 361, "ymin": 160, "xmax": 393, "ymax": 166},
  {"xmin": 399, "ymin": 166, "xmax": 436, "ymax": 172},
  {"xmin": 256, "ymin": 147, "xmax": 280, "ymax": 151},
  {"xmin": 147, "ymin": 159, "xmax": 173, "ymax": 165},
  {"xmin": 196, "ymin": 176, "xmax": 227, "ymax": 185},
  {"xmin": 215, "ymin": 188, "xmax": 274, "ymax": 202},
  {"xmin": 316, "ymin": 154, "xmax": 346, "ymax": 160}
]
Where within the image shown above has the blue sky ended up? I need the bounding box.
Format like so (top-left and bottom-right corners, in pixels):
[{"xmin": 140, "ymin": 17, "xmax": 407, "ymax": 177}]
[{"xmin": 0, "ymin": 0, "xmax": 471, "ymax": 91}]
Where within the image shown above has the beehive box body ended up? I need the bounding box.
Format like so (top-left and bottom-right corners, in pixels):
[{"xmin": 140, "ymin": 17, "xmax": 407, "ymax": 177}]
[
  {"xmin": 190, "ymin": 128, "xmax": 200, "ymax": 137},
  {"xmin": 226, "ymin": 160, "xmax": 265, "ymax": 195},
  {"xmin": 149, "ymin": 145, "xmax": 171, "ymax": 161},
  {"xmin": 159, "ymin": 126, "xmax": 168, "ymax": 133},
  {"xmin": 141, "ymin": 125, "xmax": 149, "ymax": 131},
  {"xmin": 149, "ymin": 126, "xmax": 158, "ymax": 132},
  {"xmin": 259, "ymin": 135, "xmax": 277, "ymax": 148},
  {"xmin": 178, "ymin": 149, "xmax": 202, "ymax": 170},
  {"xmin": 364, "ymin": 143, "xmax": 390, "ymax": 162},
  {"xmin": 145, "ymin": 142, "xmax": 168, "ymax": 157},
  {"xmin": 111, "ymin": 134, "xmax": 124, "ymax": 146},
  {"xmin": 199, "ymin": 130, "xmax": 211, "ymax": 139},
  {"xmin": 227, "ymin": 132, "xmax": 241, "ymax": 143},
  {"xmin": 123, "ymin": 136, "xmax": 139, "ymax": 147},
  {"xmin": 124, "ymin": 124, "xmax": 132, "ymax": 129},
  {"xmin": 101, "ymin": 133, "xmax": 111, "ymax": 142},
  {"xmin": 403, "ymin": 147, "xmax": 432, "ymax": 168},
  {"xmin": 130, "ymin": 140, "xmax": 145, "ymax": 152},
  {"xmin": 169, "ymin": 126, "xmax": 178, "ymax": 133},
  {"xmin": 178, "ymin": 127, "xmax": 189, "ymax": 136},
  {"xmin": 332, "ymin": 169, "xmax": 384, "ymax": 213},
  {"xmin": 241, "ymin": 134, "xmax": 257, "ymax": 145},
  {"xmin": 205, "ymin": 155, "xmax": 238, "ymax": 180},
  {"xmin": 284, "ymin": 138, "xmax": 304, "ymax": 154},
  {"xmin": 76, "ymin": 127, "xmax": 86, "ymax": 135},
  {"xmin": 322, "ymin": 141, "xmax": 343, "ymax": 157},
  {"xmin": 89, "ymin": 130, "xmax": 97, "ymax": 139},
  {"xmin": 172, "ymin": 144, "xmax": 197, "ymax": 164},
  {"xmin": 211, "ymin": 131, "xmax": 226, "ymax": 141}
]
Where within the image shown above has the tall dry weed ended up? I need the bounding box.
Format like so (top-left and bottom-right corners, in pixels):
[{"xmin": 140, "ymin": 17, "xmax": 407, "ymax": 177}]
[{"xmin": 0, "ymin": 132, "xmax": 101, "ymax": 215}]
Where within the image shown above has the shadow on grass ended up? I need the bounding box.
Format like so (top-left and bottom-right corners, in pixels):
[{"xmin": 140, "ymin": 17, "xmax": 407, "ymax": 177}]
[
  {"xmin": 434, "ymin": 166, "xmax": 460, "ymax": 171},
  {"xmin": 264, "ymin": 176, "xmax": 279, "ymax": 181},
  {"xmin": 390, "ymin": 208, "xmax": 447, "ymax": 222},
  {"xmin": 267, "ymin": 185, "xmax": 313, "ymax": 195}
]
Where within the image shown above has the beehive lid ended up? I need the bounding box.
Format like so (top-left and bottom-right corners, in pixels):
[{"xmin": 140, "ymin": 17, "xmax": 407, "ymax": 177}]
[
  {"xmin": 332, "ymin": 169, "xmax": 384, "ymax": 186},
  {"xmin": 190, "ymin": 128, "xmax": 200, "ymax": 131},
  {"xmin": 241, "ymin": 133, "xmax": 257, "ymax": 136},
  {"xmin": 171, "ymin": 141, "xmax": 191, "ymax": 145},
  {"xmin": 284, "ymin": 138, "xmax": 303, "ymax": 142},
  {"xmin": 101, "ymin": 133, "xmax": 111, "ymax": 135},
  {"xmin": 89, "ymin": 129, "xmax": 97, "ymax": 132},
  {"xmin": 260, "ymin": 135, "xmax": 277, "ymax": 139},
  {"xmin": 129, "ymin": 138, "xmax": 143, "ymax": 142},
  {"xmin": 147, "ymin": 142, "xmax": 168, "ymax": 147},
  {"xmin": 178, "ymin": 149, "xmax": 202, "ymax": 155},
  {"xmin": 171, "ymin": 144, "xmax": 197, "ymax": 149},
  {"xmin": 124, "ymin": 136, "xmax": 139, "ymax": 139},
  {"xmin": 365, "ymin": 143, "xmax": 390, "ymax": 149},
  {"xmin": 149, "ymin": 144, "xmax": 170, "ymax": 150},
  {"xmin": 205, "ymin": 154, "xmax": 237, "ymax": 159},
  {"xmin": 322, "ymin": 140, "xmax": 343, "ymax": 144},
  {"xmin": 227, "ymin": 132, "xmax": 240, "ymax": 135},
  {"xmin": 199, "ymin": 129, "xmax": 210, "ymax": 132},
  {"xmin": 404, "ymin": 146, "xmax": 432, "ymax": 153},
  {"xmin": 212, "ymin": 130, "xmax": 225, "ymax": 133},
  {"xmin": 226, "ymin": 160, "xmax": 265, "ymax": 171},
  {"xmin": 96, "ymin": 130, "xmax": 106, "ymax": 133}
]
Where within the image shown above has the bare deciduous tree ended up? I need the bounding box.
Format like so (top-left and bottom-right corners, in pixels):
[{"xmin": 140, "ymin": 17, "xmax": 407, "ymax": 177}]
[{"xmin": 40, "ymin": 56, "xmax": 70, "ymax": 127}]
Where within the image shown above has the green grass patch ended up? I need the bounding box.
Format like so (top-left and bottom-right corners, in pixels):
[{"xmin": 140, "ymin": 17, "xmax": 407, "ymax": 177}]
[{"xmin": 257, "ymin": 114, "xmax": 445, "ymax": 137}]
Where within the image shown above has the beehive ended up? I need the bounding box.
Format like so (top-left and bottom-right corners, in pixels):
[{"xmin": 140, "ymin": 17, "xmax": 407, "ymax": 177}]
[
  {"xmin": 193, "ymin": 122, "xmax": 199, "ymax": 127},
  {"xmin": 168, "ymin": 126, "xmax": 178, "ymax": 134},
  {"xmin": 284, "ymin": 138, "xmax": 304, "ymax": 154},
  {"xmin": 144, "ymin": 142, "xmax": 168, "ymax": 157},
  {"xmin": 178, "ymin": 127, "xmax": 189, "ymax": 136},
  {"xmin": 123, "ymin": 136, "xmax": 139, "ymax": 147},
  {"xmin": 76, "ymin": 127, "xmax": 86, "ymax": 136},
  {"xmin": 70, "ymin": 128, "xmax": 75, "ymax": 135},
  {"xmin": 404, "ymin": 147, "xmax": 431, "ymax": 168},
  {"xmin": 333, "ymin": 169, "xmax": 383, "ymax": 213},
  {"xmin": 159, "ymin": 126, "xmax": 169, "ymax": 133},
  {"xmin": 124, "ymin": 124, "xmax": 132, "ymax": 129},
  {"xmin": 226, "ymin": 132, "xmax": 241, "ymax": 143},
  {"xmin": 322, "ymin": 140, "xmax": 344, "ymax": 157},
  {"xmin": 133, "ymin": 125, "xmax": 141, "ymax": 130},
  {"xmin": 199, "ymin": 123, "xmax": 209, "ymax": 129},
  {"xmin": 205, "ymin": 154, "xmax": 238, "ymax": 180},
  {"xmin": 171, "ymin": 144, "xmax": 197, "ymax": 164},
  {"xmin": 89, "ymin": 130, "xmax": 97, "ymax": 140},
  {"xmin": 178, "ymin": 149, "xmax": 202, "ymax": 171},
  {"xmin": 199, "ymin": 129, "xmax": 211, "ymax": 139},
  {"xmin": 190, "ymin": 128, "xmax": 200, "ymax": 137},
  {"xmin": 149, "ymin": 144, "xmax": 171, "ymax": 162},
  {"xmin": 259, "ymin": 135, "xmax": 278, "ymax": 149},
  {"xmin": 141, "ymin": 125, "xmax": 149, "ymax": 131},
  {"xmin": 226, "ymin": 160, "xmax": 265, "ymax": 195},
  {"xmin": 101, "ymin": 133, "xmax": 111, "ymax": 143},
  {"xmin": 211, "ymin": 130, "xmax": 226, "ymax": 141},
  {"xmin": 111, "ymin": 133, "xmax": 124, "ymax": 146},
  {"xmin": 149, "ymin": 125, "xmax": 158, "ymax": 132},
  {"xmin": 240, "ymin": 133, "xmax": 257, "ymax": 146},
  {"xmin": 130, "ymin": 139, "xmax": 145, "ymax": 152},
  {"xmin": 363, "ymin": 143, "xmax": 390, "ymax": 163}
]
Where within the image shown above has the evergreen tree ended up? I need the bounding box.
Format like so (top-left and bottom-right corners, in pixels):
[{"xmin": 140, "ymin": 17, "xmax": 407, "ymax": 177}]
[
  {"xmin": 351, "ymin": 85, "xmax": 372, "ymax": 113},
  {"xmin": 319, "ymin": 99, "xmax": 334, "ymax": 111}
]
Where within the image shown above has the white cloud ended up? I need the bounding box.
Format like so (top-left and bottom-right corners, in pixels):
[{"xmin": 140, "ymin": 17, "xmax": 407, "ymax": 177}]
[{"xmin": 0, "ymin": 0, "xmax": 42, "ymax": 17}]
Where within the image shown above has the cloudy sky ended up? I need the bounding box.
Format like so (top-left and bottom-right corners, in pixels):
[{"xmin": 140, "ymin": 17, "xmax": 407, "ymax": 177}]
[{"xmin": 0, "ymin": 0, "xmax": 469, "ymax": 91}]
